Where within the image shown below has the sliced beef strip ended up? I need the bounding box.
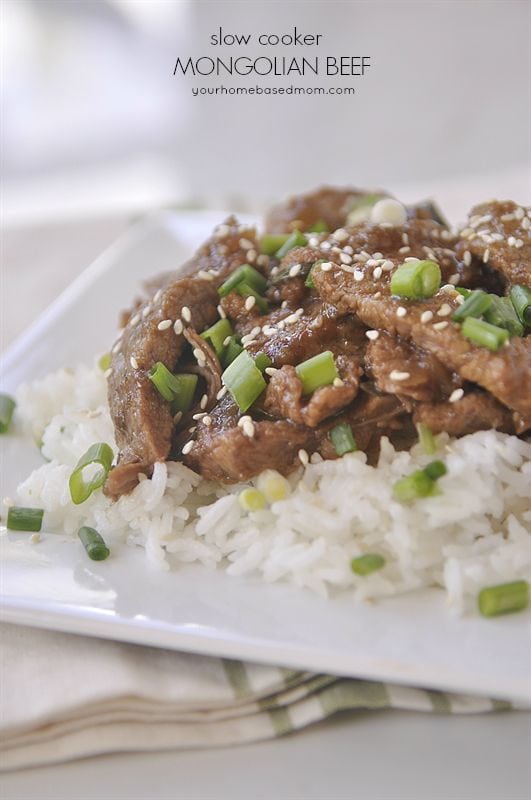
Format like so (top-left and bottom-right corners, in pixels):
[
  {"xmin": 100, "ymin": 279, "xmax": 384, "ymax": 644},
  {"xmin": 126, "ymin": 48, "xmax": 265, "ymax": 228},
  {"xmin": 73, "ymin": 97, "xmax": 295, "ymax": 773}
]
[
  {"xmin": 413, "ymin": 392, "xmax": 514, "ymax": 436},
  {"xmin": 105, "ymin": 277, "xmax": 219, "ymax": 497},
  {"xmin": 263, "ymin": 351, "xmax": 362, "ymax": 428},
  {"xmin": 311, "ymin": 225, "xmax": 531, "ymax": 420},
  {"xmin": 456, "ymin": 201, "xmax": 531, "ymax": 288},
  {"xmin": 365, "ymin": 332, "xmax": 459, "ymax": 403},
  {"xmin": 264, "ymin": 186, "xmax": 387, "ymax": 234},
  {"xmin": 182, "ymin": 394, "xmax": 316, "ymax": 483}
]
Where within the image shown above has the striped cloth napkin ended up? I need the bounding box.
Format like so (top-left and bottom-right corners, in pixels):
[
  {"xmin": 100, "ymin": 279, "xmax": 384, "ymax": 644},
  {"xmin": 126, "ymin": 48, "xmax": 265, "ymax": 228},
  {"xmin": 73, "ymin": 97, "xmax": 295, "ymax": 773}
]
[{"xmin": 0, "ymin": 624, "xmax": 515, "ymax": 772}]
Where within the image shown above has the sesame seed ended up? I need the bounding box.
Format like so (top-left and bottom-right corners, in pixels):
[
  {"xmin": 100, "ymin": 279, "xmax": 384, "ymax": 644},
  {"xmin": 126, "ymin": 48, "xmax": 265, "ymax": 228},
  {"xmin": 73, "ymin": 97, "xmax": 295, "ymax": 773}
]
[
  {"xmin": 354, "ymin": 269, "xmax": 364, "ymax": 282},
  {"xmin": 483, "ymin": 248, "xmax": 490, "ymax": 263},
  {"xmin": 130, "ymin": 356, "xmax": 139, "ymax": 369},
  {"xmin": 217, "ymin": 304, "xmax": 227, "ymax": 319},
  {"xmin": 340, "ymin": 253, "xmax": 352, "ymax": 265},
  {"xmin": 215, "ymin": 224, "xmax": 230, "ymax": 239},
  {"xmin": 390, "ymin": 370, "xmax": 410, "ymax": 382},
  {"xmin": 289, "ymin": 263, "xmax": 302, "ymax": 277},
  {"xmin": 200, "ymin": 394, "xmax": 208, "ymax": 409},
  {"xmin": 245, "ymin": 295, "xmax": 256, "ymax": 311},
  {"xmin": 333, "ymin": 228, "xmax": 349, "ymax": 242},
  {"xmin": 402, "ymin": 232, "xmax": 409, "ymax": 245},
  {"xmin": 188, "ymin": 426, "xmax": 196, "ymax": 434},
  {"xmin": 373, "ymin": 292, "xmax": 382, "ymax": 299},
  {"xmin": 365, "ymin": 329, "xmax": 379, "ymax": 340},
  {"xmin": 320, "ymin": 241, "xmax": 331, "ymax": 252},
  {"xmin": 153, "ymin": 289, "xmax": 162, "ymax": 303},
  {"xmin": 298, "ymin": 449, "xmax": 309, "ymax": 466},
  {"xmin": 381, "ymin": 260, "xmax": 394, "ymax": 271},
  {"xmin": 366, "ymin": 259, "xmax": 378, "ymax": 267},
  {"xmin": 398, "ymin": 246, "xmax": 410, "ymax": 254},
  {"xmin": 203, "ymin": 415, "xmax": 212, "ymax": 427},
  {"xmin": 104, "ymin": 368, "xmax": 112, "ymax": 378},
  {"xmin": 239, "ymin": 238, "xmax": 254, "ymax": 250},
  {"xmin": 437, "ymin": 303, "xmax": 453, "ymax": 317},
  {"xmin": 396, "ymin": 306, "xmax": 407, "ymax": 317},
  {"xmin": 193, "ymin": 348, "xmax": 206, "ymax": 364},
  {"xmin": 463, "ymin": 250, "xmax": 472, "ymax": 266},
  {"xmin": 281, "ymin": 300, "xmax": 288, "ymax": 309},
  {"xmin": 433, "ymin": 321, "xmax": 449, "ymax": 331},
  {"xmin": 242, "ymin": 420, "xmax": 255, "ymax": 438},
  {"xmin": 333, "ymin": 377, "xmax": 344, "ymax": 387},
  {"xmin": 404, "ymin": 256, "xmax": 421, "ymax": 263},
  {"xmin": 246, "ymin": 249, "xmax": 257, "ymax": 263},
  {"xmin": 182, "ymin": 441, "xmax": 194, "ymax": 455},
  {"xmin": 420, "ymin": 310, "xmax": 434, "ymax": 323},
  {"xmin": 237, "ymin": 415, "xmax": 252, "ymax": 427},
  {"xmin": 448, "ymin": 274, "xmax": 460, "ymax": 286},
  {"xmin": 197, "ymin": 269, "xmax": 214, "ymax": 280},
  {"xmin": 308, "ymin": 237, "xmax": 319, "ymax": 247},
  {"xmin": 373, "ymin": 266, "xmax": 383, "ymax": 279},
  {"xmin": 449, "ymin": 388, "xmax": 464, "ymax": 403},
  {"xmin": 129, "ymin": 314, "xmax": 140, "ymax": 327},
  {"xmin": 514, "ymin": 239, "xmax": 524, "ymax": 249},
  {"xmin": 181, "ymin": 306, "xmax": 192, "ymax": 322},
  {"xmin": 30, "ymin": 533, "xmax": 41, "ymax": 544},
  {"xmin": 514, "ymin": 206, "xmax": 525, "ymax": 220},
  {"xmin": 142, "ymin": 306, "xmax": 151, "ymax": 318},
  {"xmin": 223, "ymin": 335, "xmax": 232, "ymax": 347},
  {"xmin": 257, "ymin": 254, "xmax": 270, "ymax": 267},
  {"xmin": 192, "ymin": 412, "xmax": 206, "ymax": 420},
  {"xmin": 320, "ymin": 261, "xmax": 333, "ymax": 272},
  {"xmin": 174, "ymin": 319, "xmax": 184, "ymax": 335},
  {"xmin": 265, "ymin": 367, "xmax": 278, "ymax": 376},
  {"xmin": 522, "ymin": 217, "xmax": 530, "ymax": 230},
  {"xmin": 460, "ymin": 227, "xmax": 474, "ymax": 238},
  {"xmin": 112, "ymin": 342, "xmax": 121, "ymax": 354},
  {"xmin": 157, "ymin": 319, "xmax": 172, "ymax": 331},
  {"xmin": 343, "ymin": 245, "xmax": 354, "ymax": 255},
  {"xmin": 216, "ymin": 386, "xmax": 228, "ymax": 400},
  {"xmin": 354, "ymin": 253, "xmax": 368, "ymax": 263},
  {"xmin": 455, "ymin": 294, "xmax": 465, "ymax": 305},
  {"xmin": 173, "ymin": 411, "xmax": 183, "ymax": 424}
]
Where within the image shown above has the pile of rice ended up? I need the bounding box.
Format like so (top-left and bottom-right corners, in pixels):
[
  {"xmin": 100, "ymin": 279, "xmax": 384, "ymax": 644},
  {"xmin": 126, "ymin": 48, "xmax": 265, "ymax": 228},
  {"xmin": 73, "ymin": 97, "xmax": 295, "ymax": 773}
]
[{"xmin": 13, "ymin": 361, "xmax": 531, "ymax": 615}]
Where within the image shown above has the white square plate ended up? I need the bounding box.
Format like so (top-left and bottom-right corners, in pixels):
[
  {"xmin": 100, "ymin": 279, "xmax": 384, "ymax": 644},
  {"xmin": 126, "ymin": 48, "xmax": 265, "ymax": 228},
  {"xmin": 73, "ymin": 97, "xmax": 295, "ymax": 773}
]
[{"xmin": 1, "ymin": 211, "xmax": 530, "ymax": 703}]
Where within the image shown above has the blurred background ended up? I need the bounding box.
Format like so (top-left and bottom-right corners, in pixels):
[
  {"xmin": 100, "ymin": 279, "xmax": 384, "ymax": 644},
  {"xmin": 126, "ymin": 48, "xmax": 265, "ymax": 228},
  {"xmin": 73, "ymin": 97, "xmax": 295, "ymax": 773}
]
[{"xmin": 1, "ymin": 0, "xmax": 530, "ymax": 345}]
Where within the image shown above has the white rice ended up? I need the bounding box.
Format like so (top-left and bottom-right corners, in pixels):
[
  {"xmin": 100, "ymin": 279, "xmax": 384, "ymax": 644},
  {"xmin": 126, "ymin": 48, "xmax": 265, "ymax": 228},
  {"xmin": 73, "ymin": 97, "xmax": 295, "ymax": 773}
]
[{"xmin": 12, "ymin": 362, "xmax": 531, "ymax": 614}]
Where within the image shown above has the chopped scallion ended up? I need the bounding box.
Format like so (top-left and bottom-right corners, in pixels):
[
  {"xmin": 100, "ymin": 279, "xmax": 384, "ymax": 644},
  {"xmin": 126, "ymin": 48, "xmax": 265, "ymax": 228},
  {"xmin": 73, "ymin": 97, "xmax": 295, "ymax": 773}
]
[
  {"xmin": 98, "ymin": 353, "xmax": 111, "ymax": 372},
  {"xmin": 201, "ymin": 318, "xmax": 233, "ymax": 357},
  {"xmin": 393, "ymin": 459, "xmax": 448, "ymax": 502},
  {"xmin": 351, "ymin": 553, "xmax": 386, "ymax": 576},
  {"xmin": 484, "ymin": 295, "xmax": 523, "ymax": 337},
  {"xmin": 305, "ymin": 260, "xmax": 324, "ymax": 289},
  {"xmin": 260, "ymin": 234, "xmax": 290, "ymax": 256},
  {"xmin": 222, "ymin": 350, "xmax": 266, "ymax": 412},
  {"xmin": 455, "ymin": 287, "xmax": 472, "ymax": 298},
  {"xmin": 509, "ymin": 285, "xmax": 531, "ymax": 327},
  {"xmin": 235, "ymin": 282, "xmax": 269, "ymax": 313},
  {"xmin": 423, "ymin": 460, "xmax": 447, "ymax": 480},
  {"xmin": 330, "ymin": 424, "xmax": 358, "ymax": 456},
  {"xmin": 7, "ymin": 506, "xmax": 44, "ymax": 532},
  {"xmin": 254, "ymin": 352, "xmax": 272, "ymax": 372},
  {"xmin": 452, "ymin": 289, "xmax": 492, "ymax": 322},
  {"xmin": 78, "ymin": 526, "xmax": 110, "ymax": 561},
  {"xmin": 0, "ymin": 393, "xmax": 16, "ymax": 434},
  {"xmin": 478, "ymin": 580, "xmax": 529, "ymax": 618},
  {"xmin": 461, "ymin": 316, "xmax": 509, "ymax": 351},
  {"xmin": 69, "ymin": 443, "xmax": 114, "ymax": 505},
  {"xmin": 390, "ymin": 260, "xmax": 441, "ymax": 299},
  {"xmin": 295, "ymin": 351, "xmax": 338, "ymax": 396},
  {"xmin": 218, "ymin": 264, "xmax": 267, "ymax": 297},
  {"xmin": 238, "ymin": 488, "xmax": 267, "ymax": 512},
  {"xmin": 308, "ymin": 219, "xmax": 328, "ymax": 233},
  {"xmin": 275, "ymin": 230, "xmax": 307, "ymax": 259},
  {"xmin": 221, "ymin": 336, "xmax": 244, "ymax": 369},
  {"xmin": 148, "ymin": 362, "xmax": 198, "ymax": 411},
  {"xmin": 416, "ymin": 422, "xmax": 436, "ymax": 455}
]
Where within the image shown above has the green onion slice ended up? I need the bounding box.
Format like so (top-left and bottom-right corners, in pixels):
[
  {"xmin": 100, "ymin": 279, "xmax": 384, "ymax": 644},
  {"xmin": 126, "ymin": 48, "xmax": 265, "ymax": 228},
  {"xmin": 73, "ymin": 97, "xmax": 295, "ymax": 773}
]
[
  {"xmin": 218, "ymin": 264, "xmax": 267, "ymax": 298},
  {"xmin": 416, "ymin": 422, "xmax": 436, "ymax": 455},
  {"xmin": 308, "ymin": 219, "xmax": 328, "ymax": 233},
  {"xmin": 235, "ymin": 282, "xmax": 269, "ymax": 313},
  {"xmin": 455, "ymin": 287, "xmax": 472, "ymax": 298},
  {"xmin": 254, "ymin": 352, "xmax": 273, "ymax": 372},
  {"xmin": 275, "ymin": 230, "xmax": 307, "ymax": 259},
  {"xmin": 452, "ymin": 289, "xmax": 492, "ymax": 322},
  {"xmin": 330, "ymin": 424, "xmax": 358, "ymax": 456},
  {"xmin": 305, "ymin": 260, "xmax": 324, "ymax": 289},
  {"xmin": 478, "ymin": 580, "xmax": 529, "ymax": 618},
  {"xmin": 484, "ymin": 295, "xmax": 523, "ymax": 337},
  {"xmin": 393, "ymin": 469, "xmax": 437, "ymax": 502},
  {"xmin": 509, "ymin": 285, "xmax": 531, "ymax": 327},
  {"xmin": 423, "ymin": 460, "xmax": 447, "ymax": 480},
  {"xmin": 148, "ymin": 362, "xmax": 198, "ymax": 411},
  {"xmin": 170, "ymin": 374, "xmax": 198, "ymax": 414},
  {"xmin": 295, "ymin": 351, "xmax": 338, "ymax": 396},
  {"xmin": 221, "ymin": 336, "xmax": 244, "ymax": 369},
  {"xmin": 260, "ymin": 234, "xmax": 290, "ymax": 256},
  {"xmin": 0, "ymin": 394, "xmax": 16, "ymax": 434},
  {"xmin": 461, "ymin": 316, "xmax": 509, "ymax": 351},
  {"xmin": 201, "ymin": 318, "xmax": 233, "ymax": 358},
  {"xmin": 7, "ymin": 506, "xmax": 44, "ymax": 532},
  {"xmin": 69, "ymin": 443, "xmax": 114, "ymax": 505},
  {"xmin": 390, "ymin": 260, "xmax": 441, "ymax": 299},
  {"xmin": 351, "ymin": 553, "xmax": 386, "ymax": 576},
  {"xmin": 78, "ymin": 526, "xmax": 110, "ymax": 561},
  {"xmin": 222, "ymin": 350, "xmax": 266, "ymax": 412},
  {"xmin": 98, "ymin": 353, "xmax": 111, "ymax": 372}
]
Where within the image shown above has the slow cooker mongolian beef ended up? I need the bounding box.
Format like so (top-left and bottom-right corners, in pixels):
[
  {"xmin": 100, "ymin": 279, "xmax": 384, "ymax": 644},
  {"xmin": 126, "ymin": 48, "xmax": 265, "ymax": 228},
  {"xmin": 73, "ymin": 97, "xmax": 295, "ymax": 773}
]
[{"xmin": 104, "ymin": 188, "xmax": 531, "ymax": 499}]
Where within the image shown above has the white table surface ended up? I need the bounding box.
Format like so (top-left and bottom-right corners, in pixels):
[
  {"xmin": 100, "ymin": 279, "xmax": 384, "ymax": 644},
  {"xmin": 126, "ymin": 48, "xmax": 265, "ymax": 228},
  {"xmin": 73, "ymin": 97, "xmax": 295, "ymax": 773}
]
[{"xmin": 1, "ymin": 215, "xmax": 530, "ymax": 798}]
